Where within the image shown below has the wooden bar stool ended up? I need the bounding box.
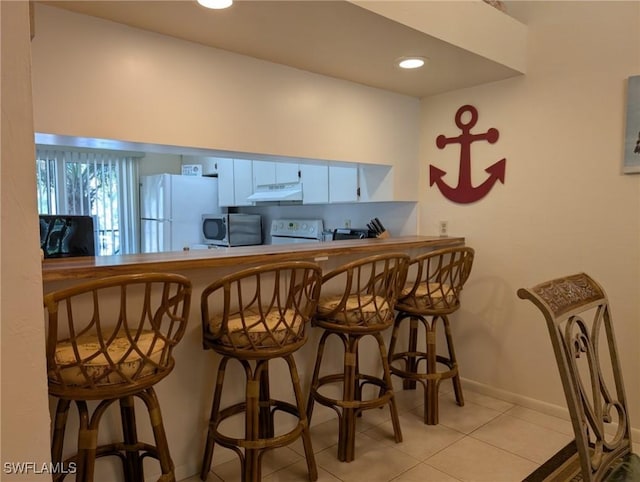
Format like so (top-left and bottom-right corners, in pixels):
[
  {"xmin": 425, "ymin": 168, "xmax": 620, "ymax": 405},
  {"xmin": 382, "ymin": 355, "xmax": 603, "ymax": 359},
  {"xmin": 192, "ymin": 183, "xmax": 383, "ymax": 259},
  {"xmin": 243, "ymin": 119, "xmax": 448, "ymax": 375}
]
[
  {"xmin": 44, "ymin": 273, "xmax": 192, "ymax": 482},
  {"xmin": 199, "ymin": 261, "xmax": 322, "ymax": 482},
  {"xmin": 387, "ymin": 246, "xmax": 474, "ymax": 425},
  {"xmin": 306, "ymin": 253, "xmax": 409, "ymax": 462}
]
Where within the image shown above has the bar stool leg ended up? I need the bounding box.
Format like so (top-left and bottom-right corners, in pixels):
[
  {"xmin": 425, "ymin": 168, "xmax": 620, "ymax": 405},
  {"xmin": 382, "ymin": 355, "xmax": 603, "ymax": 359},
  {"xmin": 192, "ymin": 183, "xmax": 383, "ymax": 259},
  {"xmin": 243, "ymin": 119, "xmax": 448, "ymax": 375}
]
[
  {"xmin": 340, "ymin": 335, "xmax": 362, "ymax": 462},
  {"xmin": 73, "ymin": 400, "xmax": 92, "ymax": 482},
  {"xmin": 201, "ymin": 357, "xmax": 229, "ymax": 480},
  {"xmin": 375, "ymin": 332, "xmax": 402, "ymax": 443},
  {"xmin": 442, "ymin": 315, "xmax": 464, "ymax": 406},
  {"xmin": 244, "ymin": 360, "xmax": 261, "ymax": 482},
  {"xmin": 284, "ymin": 354, "xmax": 318, "ymax": 481},
  {"xmin": 120, "ymin": 396, "xmax": 143, "ymax": 482},
  {"xmin": 425, "ymin": 318, "xmax": 440, "ymax": 425},
  {"xmin": 306, "ymin": 330, "xmax": 330, "ymax": 423},
  {"xmin": 404, "ymin": 317, "xmax": 419, "ymax": 390},
  {"xmin": 138, "ymin": 388, "xmax": 175, "ymax": 481},
  {"xmin": 258, "ymin": 362, "xmax": 274, "ymax": 439},
  {"xmin": 51, "ymin": 399, "xmax": 70, "ymax": 472}
]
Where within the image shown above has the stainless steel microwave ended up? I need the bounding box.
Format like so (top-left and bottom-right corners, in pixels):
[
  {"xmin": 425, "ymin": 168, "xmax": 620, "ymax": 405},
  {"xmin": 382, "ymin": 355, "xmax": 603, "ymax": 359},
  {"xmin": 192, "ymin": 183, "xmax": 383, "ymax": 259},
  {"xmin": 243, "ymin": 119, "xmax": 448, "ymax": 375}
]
[{"xmin": 201, "ymin": 214, "xmax": 262, "ymax": 247}]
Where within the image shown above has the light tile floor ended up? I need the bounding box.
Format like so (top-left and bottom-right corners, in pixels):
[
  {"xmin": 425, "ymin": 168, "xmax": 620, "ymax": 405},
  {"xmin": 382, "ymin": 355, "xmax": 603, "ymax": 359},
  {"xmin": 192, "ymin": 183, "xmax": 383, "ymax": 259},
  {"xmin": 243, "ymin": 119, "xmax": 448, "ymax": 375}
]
[{"xmin": 180, "ymin": 386, "xmax": 640, "ymax": 482}]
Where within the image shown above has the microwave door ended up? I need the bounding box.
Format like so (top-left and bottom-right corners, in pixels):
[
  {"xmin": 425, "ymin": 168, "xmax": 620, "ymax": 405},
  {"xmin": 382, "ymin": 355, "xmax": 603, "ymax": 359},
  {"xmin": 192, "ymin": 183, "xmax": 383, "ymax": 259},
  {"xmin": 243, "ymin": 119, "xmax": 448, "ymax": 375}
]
[
  {"xmin": 141, "ymin": 218, "xmax": 172, "ymax": 253},
  {"xmin": 202, "ymin": 217, "xmax": 228, "ymax": 245}
]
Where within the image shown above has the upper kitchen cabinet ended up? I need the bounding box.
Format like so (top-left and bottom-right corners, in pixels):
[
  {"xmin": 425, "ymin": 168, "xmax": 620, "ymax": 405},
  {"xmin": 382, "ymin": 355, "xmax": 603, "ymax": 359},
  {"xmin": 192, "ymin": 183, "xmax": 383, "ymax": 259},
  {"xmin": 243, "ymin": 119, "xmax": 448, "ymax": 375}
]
[
  {"xmin": 300, "ymin": 162, "xmax": 329, "ymax": 204},
  {"xmin": 328, "ymin": 163, "xmax": 394, "ymax": 203},
  {"xmin": 253, "ymin": 161, "xmax": 300, "ymax": 189},
  {"xmin": 216, "ymin": 158, "xmax": 254, "ymax": 207},
  {"xmin": 329, "ymin": 164, "xmax": 359, "ymax": 203},
  {"xmin": 248, "ymin": 160, "xmax": 396, "ymax": 204},
  {"xmin": 358, "ymin": 164, "xmax": 394, "ymax": 202}
]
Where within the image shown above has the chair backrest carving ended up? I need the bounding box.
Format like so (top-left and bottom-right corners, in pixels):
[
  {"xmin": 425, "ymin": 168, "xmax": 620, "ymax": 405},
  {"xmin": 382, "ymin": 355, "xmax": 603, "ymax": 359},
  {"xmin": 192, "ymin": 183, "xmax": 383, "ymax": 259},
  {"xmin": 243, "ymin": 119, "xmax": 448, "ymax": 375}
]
[
  {"xmin": 518, "ymin": 273, "xmax": 634, "ymax": 482},
  {"xmin": 44, "ymin": 273, "xmax": 192, "ymax": 396},
  {"xmin": 201, "ymin": 261, "xmax": 322, "ymax": 355}
]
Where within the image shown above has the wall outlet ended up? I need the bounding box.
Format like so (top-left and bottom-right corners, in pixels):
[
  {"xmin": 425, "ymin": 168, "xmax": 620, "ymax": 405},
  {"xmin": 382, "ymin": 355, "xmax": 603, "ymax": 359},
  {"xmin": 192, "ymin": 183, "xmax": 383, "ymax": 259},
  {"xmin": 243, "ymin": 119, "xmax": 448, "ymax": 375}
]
[
  {"xmin": 439, "ymin": 220, "xmax": 448, "ymax": 237},
  {"xmin": 344, "ymin": 219, "xmax": 352, "ymax": 228}
]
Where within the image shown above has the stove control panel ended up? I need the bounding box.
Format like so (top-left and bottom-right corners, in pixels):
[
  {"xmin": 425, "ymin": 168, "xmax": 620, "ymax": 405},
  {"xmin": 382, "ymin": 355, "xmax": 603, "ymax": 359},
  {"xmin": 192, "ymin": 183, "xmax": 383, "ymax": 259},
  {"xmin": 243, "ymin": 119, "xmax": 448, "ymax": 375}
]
[{"xmin": 270, "ymin": 219, "xmax": 324, "ymax": 239}]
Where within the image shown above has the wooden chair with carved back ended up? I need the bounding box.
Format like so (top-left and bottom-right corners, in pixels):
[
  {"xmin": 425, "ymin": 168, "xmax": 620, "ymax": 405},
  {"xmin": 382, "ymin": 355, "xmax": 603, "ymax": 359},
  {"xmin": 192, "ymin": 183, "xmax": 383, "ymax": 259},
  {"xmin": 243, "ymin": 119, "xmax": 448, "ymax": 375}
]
[{"xmin": 518, "ymin": 273, "xmax": 640, "ymax": 482}]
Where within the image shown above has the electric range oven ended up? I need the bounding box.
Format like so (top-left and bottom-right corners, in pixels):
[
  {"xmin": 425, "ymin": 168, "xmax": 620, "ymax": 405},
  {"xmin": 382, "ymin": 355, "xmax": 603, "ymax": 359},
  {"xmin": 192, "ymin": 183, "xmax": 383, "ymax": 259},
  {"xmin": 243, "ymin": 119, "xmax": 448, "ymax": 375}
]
[{"xmin": 270, "ymin": 219, "xmax": 324, "ymax": 244}]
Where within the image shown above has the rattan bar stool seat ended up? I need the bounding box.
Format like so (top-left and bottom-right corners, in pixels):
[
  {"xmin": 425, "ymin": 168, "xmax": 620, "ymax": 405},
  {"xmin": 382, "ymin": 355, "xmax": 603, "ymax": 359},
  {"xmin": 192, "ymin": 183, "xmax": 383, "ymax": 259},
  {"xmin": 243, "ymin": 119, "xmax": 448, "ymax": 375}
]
[
  {"xmin": 306, "ymin": 253, "xmax": 409, "ymax": 462},
  {"xmin": 199, "ymin": 261, "xmax": 322, "ymax": 482},
  {"xmin": 44, "ymin": 273, "xmax": 192, "ymax": 482}
]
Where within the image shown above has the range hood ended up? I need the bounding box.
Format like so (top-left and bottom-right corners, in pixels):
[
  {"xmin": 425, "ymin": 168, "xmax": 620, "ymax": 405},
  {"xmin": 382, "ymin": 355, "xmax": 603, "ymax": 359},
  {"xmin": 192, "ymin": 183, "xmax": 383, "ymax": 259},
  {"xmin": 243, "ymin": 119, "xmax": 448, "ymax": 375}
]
[{"xmin": 247, "ymin": 182, "xmax": 303, "ymax": 202}]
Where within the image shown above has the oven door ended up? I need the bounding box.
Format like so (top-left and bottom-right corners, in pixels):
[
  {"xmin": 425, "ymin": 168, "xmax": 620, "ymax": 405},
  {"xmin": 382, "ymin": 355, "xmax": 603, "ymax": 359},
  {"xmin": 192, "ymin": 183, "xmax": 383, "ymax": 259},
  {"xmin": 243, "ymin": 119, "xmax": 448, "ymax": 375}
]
[
  {"xmin": 202, "ymin": 215, "xmax": 228, "ymax": 246},
  {"xmin": 271, "ymin": 236, "xmax": 320, "ymax": 245}
]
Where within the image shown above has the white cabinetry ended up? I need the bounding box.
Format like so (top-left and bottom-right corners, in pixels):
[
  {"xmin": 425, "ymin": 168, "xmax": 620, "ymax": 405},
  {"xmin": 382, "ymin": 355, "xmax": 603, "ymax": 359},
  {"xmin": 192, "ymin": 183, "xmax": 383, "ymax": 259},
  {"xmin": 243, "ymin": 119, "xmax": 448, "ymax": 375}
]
[
  {"xmin": 300, "ymin": 163, "xmax": 329, "ymax": 204},
  {"xmin": 217, "ymin": 158, "xmax": 254, "ymax": 207},
  {"xmin": 253, "ymin": 161, "xmax": 299, "ymax": 189},
  {"xmin": 329, "ymin": 164, "xmax": 359, "ymax": 203},
  {"xmin": 358, "ymin": 164, "xmax": 393, "ymax": 202},
  {"xmin": 219, "ymin": 157, "xmax": 395, "ymax": 205}
]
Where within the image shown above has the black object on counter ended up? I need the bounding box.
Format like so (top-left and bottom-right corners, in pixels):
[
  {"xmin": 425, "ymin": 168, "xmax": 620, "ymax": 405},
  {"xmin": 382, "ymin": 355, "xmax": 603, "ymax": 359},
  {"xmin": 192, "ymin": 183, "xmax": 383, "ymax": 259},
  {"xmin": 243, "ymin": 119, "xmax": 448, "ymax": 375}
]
[
  {"xmin": 372, "ymin": 218, "xmax": 385, "ymax": 234},
  {"xmin": 40, "ymin": 215, "xmax": 96, "ymax": 258},
  {"xmin": 332, "ymin": 228, "xmax": 377, "ymax": 240}
]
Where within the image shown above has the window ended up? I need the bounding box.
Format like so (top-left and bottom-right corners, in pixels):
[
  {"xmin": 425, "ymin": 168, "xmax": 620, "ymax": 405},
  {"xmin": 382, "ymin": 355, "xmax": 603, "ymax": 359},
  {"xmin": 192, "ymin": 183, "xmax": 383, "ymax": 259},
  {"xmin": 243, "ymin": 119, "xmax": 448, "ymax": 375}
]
[{"xmin": 35, "ymin": 147, "xmax": 140, "ymax": 255}]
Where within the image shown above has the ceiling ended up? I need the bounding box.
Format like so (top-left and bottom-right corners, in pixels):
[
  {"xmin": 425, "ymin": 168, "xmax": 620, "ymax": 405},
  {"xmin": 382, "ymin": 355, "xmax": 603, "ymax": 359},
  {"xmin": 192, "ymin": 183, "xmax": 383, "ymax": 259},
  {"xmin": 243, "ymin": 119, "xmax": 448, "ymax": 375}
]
[{"xmin": 42, "ymin": 0, "xmax": 526, "ymax": 98}]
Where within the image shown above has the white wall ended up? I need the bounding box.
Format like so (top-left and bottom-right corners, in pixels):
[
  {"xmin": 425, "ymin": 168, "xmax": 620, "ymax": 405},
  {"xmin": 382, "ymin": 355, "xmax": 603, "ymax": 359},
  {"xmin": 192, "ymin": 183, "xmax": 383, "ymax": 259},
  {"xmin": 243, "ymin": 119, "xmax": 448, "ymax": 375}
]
[
  {"xmin": 420, "ymin": 1, "xmax": 640, "ymax": 426},
  {"xmin": 31, "ymin": 4, "xmax": 421, "ymax": 202},
  {"xmin": 9, "ymin": 2, "xmax": 640, "ymax": 480},
  {"xmin": 0, "ymin": 2, "xmax": 53, "ymax": 479}
]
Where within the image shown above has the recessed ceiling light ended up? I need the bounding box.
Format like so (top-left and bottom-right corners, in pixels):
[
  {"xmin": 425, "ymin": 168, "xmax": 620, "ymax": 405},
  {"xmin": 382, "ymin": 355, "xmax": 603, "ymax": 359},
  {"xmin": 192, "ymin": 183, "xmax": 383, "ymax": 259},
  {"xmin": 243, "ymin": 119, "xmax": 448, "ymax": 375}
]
[
  {"xmin": 197, "ymin": 0, "xmax": 233, "ymax": 9},
  {"xmin": 397, "ymin": 57, "xmax": 427, "ymax": 69}
]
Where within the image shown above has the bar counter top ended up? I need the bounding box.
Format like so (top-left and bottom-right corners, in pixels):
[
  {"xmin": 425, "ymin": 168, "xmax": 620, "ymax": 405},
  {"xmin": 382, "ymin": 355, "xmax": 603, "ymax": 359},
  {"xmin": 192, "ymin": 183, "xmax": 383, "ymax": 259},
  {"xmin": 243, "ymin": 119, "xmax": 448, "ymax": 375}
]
[{"xmin": 42, "ymin": 235, "xmax": 465, "ymax": 281}]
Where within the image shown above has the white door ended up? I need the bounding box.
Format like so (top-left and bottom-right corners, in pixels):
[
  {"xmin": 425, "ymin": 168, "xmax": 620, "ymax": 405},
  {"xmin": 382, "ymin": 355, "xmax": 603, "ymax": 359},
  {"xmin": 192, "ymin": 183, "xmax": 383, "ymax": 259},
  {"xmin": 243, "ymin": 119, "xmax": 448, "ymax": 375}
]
[
  {"xmin": 141, "ymin": 218, "xmax": 171, "ymax": 253},
  {"xmin": 253, "ymin": 161, "xmax": 276, "ymax": 188},
  {"xmin": 216, "ymin": 158, "xmax": 235, "ymax": 207},
  {"xmin": 329, "ymin": 164, "xmax": 359, "ymax": 203},
  {"xmin": 275, "ymin": 162, "xmax": 299, "ymax": 184},
  {"xmin": 233, "ymin": 159, "xmax": 254, "ymax": 206},
  {"xmin": 301, "ymin": 163, "xmax": 329, "ymax": 204},
  {"xmin": 168, "ymin": 175, "xmax": 218, "ymax": 250},
  {"xmin": 140, "ymin": 174, "xmax": 171, "ymax": 220}
]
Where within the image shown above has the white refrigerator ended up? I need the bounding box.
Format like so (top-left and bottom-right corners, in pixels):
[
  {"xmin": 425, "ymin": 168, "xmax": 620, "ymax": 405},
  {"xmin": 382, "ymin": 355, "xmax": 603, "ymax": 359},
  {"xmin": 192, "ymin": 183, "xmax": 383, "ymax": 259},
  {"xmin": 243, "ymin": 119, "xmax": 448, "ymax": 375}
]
[{"xmin": 140, "ymin": 174, "xmax": 220, "ymax": 253}]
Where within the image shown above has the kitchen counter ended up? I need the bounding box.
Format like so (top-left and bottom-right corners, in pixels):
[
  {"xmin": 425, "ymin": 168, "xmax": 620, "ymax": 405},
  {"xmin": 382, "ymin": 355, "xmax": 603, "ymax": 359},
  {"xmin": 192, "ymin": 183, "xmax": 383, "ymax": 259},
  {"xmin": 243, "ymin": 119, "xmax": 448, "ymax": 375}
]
[{"xmin": 42, "ymin": 235, "xmax": 464, "ymax": 281}]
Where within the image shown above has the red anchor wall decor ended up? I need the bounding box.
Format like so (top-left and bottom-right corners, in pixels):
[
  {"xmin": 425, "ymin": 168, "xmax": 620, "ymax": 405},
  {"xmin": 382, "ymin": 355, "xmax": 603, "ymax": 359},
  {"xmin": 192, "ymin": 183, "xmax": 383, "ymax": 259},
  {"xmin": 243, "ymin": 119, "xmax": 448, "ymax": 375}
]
[{"xmin": 430, "ymin": 105, "xmax": 506, "ymax": 204}]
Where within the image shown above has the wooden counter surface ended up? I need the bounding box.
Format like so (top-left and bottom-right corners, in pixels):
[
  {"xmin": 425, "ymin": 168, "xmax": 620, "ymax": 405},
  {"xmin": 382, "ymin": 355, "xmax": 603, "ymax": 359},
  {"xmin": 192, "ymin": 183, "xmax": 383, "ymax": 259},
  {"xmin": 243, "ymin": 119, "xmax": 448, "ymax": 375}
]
[{"xmin": 42, "ymin": 235, "xmax": 465, "ymax": 281}]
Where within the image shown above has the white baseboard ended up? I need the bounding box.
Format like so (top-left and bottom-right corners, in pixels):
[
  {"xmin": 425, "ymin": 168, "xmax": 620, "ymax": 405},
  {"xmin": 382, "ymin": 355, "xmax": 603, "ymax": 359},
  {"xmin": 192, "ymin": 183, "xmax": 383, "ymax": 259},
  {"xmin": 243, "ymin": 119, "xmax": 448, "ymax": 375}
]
[{"xmin": 462, "ymin": 378, "xmax": 640, "ymax": 443}]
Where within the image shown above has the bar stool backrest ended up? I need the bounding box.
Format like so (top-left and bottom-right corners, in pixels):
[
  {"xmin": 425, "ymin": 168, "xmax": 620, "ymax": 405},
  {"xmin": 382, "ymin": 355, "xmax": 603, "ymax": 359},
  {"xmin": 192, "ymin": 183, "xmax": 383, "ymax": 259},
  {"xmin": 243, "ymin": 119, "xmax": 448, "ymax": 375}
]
[
  {"xmin": 518, "ymin": 273, "xmax": 639, "ymax": 482},
  {"xmin": 44, "ymin": 273, "xmax": 192, "ymax": 397},
  {"xmin": 315, "ymin": 253, "xmax": 410, "ymax": 329},
  {"xmin": 201, "ymin": 261, "xmax": 322, "ymax": 356},
  {"xmin": 398, "ymin": 247, "xmax": 474, "ymax": 315}
]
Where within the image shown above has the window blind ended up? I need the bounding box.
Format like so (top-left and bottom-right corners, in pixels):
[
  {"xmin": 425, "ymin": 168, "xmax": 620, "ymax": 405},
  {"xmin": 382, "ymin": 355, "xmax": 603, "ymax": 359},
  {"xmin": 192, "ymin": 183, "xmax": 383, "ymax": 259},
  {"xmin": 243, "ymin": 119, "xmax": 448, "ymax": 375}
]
[{"xmin": 35, "ymin": 147, "xmax": 140, "ymax": 255}]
